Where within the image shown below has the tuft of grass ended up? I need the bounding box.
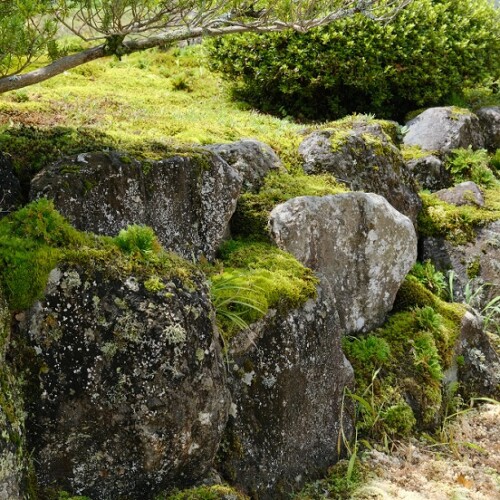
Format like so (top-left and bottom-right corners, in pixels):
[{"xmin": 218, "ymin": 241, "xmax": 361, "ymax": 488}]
[
  {"xmin": 209, "ymin": 239, "xmax": 318, "ymax": 340},
  {"xmin": 114, "ymin": 225, "xmax": 161, "ymax": 258},
  {"xmin": 410, "ymin": 261, "xmax": 448, "ymax": 300},
  {"xmin": 162, "ymin": 484, "xmax": 249, "ymax": 499}
]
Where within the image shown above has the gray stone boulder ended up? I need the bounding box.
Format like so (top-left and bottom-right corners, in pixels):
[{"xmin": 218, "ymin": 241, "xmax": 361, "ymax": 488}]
[
  {"xmin": 422, "ymin": 220, "xmax": 500, "ymax": 305},
  {"xmin": 0, "ymin": 289, "xmax": 25, "ymax": 499},
  {"xmin": 30, "ymin": 150, "xmax": 242, "ymax": 260},
  {"xmin": 403, "ymin": 107, "xmax": 484, "ymax": 153},
  {"xmin": 299, "ymin": 123, "xmax": 421, "ymax": 224},
  {"xmin": 476, "ymin": 106, "xmax": 500, "ymax": 151},
  {"xmin": 20, "ymin": 262, "xmax": 230, "ymax": 499},
  {"xmin": 0, "ymin": 153, "xmax": 22, "ymax": 217},
  {"xmin": 405, "ymin": 154, "xmax": 451, "ymax": 191},
  {"xmin": 206, "ymin": 139, "xmax": 283, "ymax": 193},
  {"xmin": 269, "ymin": 193, "xmax": 418, "ymax": 333},
  {"xmin": 220, "ymin": 286, "xmax": 354, "ymax": 498},
  {"xmin": 445, "ymin": 312, "xmax": 500, "ymax": 399},
  {"xmin": 434, "ymin": 181, "xmax": 484, "ymax": 207}
]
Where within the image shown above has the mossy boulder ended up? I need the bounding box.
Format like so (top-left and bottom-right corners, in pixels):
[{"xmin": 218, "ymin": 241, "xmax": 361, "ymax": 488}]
[
  {"xmin": 269, "ymin": 193, "xmax": 417, "ymax": 333},
  {"xmin": 299, "ymin": 120, "xmax": 421, "ymax": 224},
  {"xmin": 404, "ymin": 154, "xmax": 451, "ymax": 191},
  {"xmin": 403, "ymin": 107, "xmax": 485, "ymax": 154},
  {"xmin": 18, "ymin": 261, "xmax": 230, "ymax": 499},
  {"xmin": 219, "ymin": 286, "xmax": 354, "ymax": 499},
  {"xmin": 434, "ymin": 181, "xmax": 485, "ymax": 208},
  {"xmin": 30, "ymin": 150, "xmax": 242, "ymax": 260},
  {"xmin": 206, "ymin": 139, "xmax": 283, "ymax": 193}
]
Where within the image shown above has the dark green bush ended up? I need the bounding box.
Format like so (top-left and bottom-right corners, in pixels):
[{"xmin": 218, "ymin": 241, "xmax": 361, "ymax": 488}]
[{"xmin": 209, "ymin": 0, "xmax": 500, "ymax": 121}]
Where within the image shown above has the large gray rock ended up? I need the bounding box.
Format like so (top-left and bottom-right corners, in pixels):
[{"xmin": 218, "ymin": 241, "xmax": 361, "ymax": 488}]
[
  {"xmin": 476, "ymin": 106, "xmax": 500, "ymax": 151},
  {"xmin": 21, "ymin": 262, "xmax": 230, "ymax": 499},
  {"xmin": 206, "ymin": 139, "xmax": 283, "ymax": 193},
  {"xmin": 30, "ymin": 150, "xmax": 242, "ymax": 260},
  {"xmin": 445, "ymin": 311, "xmax": 500, "ymax": 399},
  {"xmin": 0, "ymin": 289, "xmax": 25, "ymax": 499},
  {"xmin": 0, "ymin": 153, "xmax": 22, "ymax": 217},
  {"xmin": 405, "ymin": 154, "xmax": 451, "ymax": 191},
  {"xmin": 269, "ymin": 193, "xmax": 417, "ymax": 333},
  {"xmin": 220, "ymin": 286, "xmax": 354, "ymax": 498},
  {"xmin": 422, "ymin": 221, "xmax": 500, "ymax": 305},
  {"xmin": 404, "ymin": 107, "xmax": 485, "ymax": 153},
  {"xmin": 434, "ymin": 181, "xmax": 484, "ymax": 207},
  {"xmin": 299, "ymin": 122, "xmax": 421, "ymax": 224}
]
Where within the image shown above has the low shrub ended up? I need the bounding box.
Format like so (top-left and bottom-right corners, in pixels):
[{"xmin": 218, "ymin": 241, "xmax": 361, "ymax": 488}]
[{"xmin": 209, "ymin": 0, "xmax": 500, "ymax": 121}]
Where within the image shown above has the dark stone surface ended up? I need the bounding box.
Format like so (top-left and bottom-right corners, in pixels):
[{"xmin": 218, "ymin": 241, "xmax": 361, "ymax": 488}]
[
  {"xmin": 476, "ymin": 106, "xmax": 500, "ymax": 151},
  {"xmin": 0, "ymin": 153, "xmax": 22, "ymax": 217},
  {"xmin": 434, "ymin": 181, "xmax": 484, "ymax": 207},
  {"xmin": 21, "ymin": 263, "xmax": 230, "ymax": 499}
]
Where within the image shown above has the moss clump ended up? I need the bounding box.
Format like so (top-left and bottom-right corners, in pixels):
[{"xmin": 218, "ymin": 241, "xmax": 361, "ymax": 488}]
[
  {"xmin": 210, "ymin": 239, "xmax": 318, "ymax": 340},
  {"xmin": 0, "ymin": 199, "xmax": 196, "ymax": 311},
  {"xmin": 418, "ymin": 191, "xmax": 500, "ymax": 245},
  {"xmin": 163, "ymin": 484, "xmax": 249, "ymax": 500},
  {"xmin": 401, "ymin": 144, "xmax": 434, "ymax": 161},
  {"xmin": 466, "ymin": 257, "xmax": 481, "ymax": 279},
  {"xmin": 343, "ymin": 276, "xmax": 466, "ymax": 436},
  {"xmin": 232, "ymin": 172, "xmax": 348, "ymax": 240}
]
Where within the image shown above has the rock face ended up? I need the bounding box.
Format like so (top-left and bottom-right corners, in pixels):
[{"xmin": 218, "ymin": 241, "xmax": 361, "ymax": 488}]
[
  {"xmin": 0, "ymin": 289, "xmax": 25, "ymax": 499},
  {"xmin": 269, "ymin": 193, "xmax": 417, "ymax": 333},
  {"xmin": 476, "ymin": 106, "xmax": 500, "ymax": 151},
  {"xmin": 220, "ymin": 287, "xmax": 354, "ymax": 498},
  {"xmin": 422, "ymin": 221, "xmax": 500, "ymax": 304},
  {"xmin": 403, "ymin": 107, "xmax": 484, "ymax": 153},
  {"xmin": 22, "ymin": 263, "xmax": 230, "ymax": 499},
  {"xmin": 206, "ymin": 139, "xmax": 283, "ymax": 193},
  {"xmin": 30, "ymin": 150, "xmax": 242, "ymax": 260},
  {"xmin": 405, "ymin": 154, "xmax": 451, "ymax": 191},
  {"xmin": 0, "ymin": 153, "xmax": 22, "ymax": 217},
  {"xmin": 434, "ymin": 181, "xmax": 484, "ymax": 207},
  {"xmin": 299, "ymin": 123, "xmax": 421, "ymax": 224},
  {"xmin": 446, "ymin": 312, "xmax": 500, "ymax": 399}
]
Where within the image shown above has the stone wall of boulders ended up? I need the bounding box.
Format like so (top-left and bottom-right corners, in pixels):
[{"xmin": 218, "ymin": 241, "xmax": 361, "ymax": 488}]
[{"xmin": 0, "ymin": 106, "xmax": 499, "ymax": 499}]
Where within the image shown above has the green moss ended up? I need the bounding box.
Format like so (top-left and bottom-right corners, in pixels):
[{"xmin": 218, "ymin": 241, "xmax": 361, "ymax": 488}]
[
  {"xmin": 0, "ymin": 200, "xmax": 197, "ymax": 312},
  {"xmin": 466, "ymin": 257, "xmax": 481, "ymax": 279},
  {"xmin": 329, "ymin": 128, "xmax": 352, "ymax": 152},
  {"xmin": 209, "ymin": 239, "xmax": 318, "ymax": 340},
  {"xmin": 417, "ymin": 191, "xmax": 500, "ymax": 245},
  {"xmin": 232, "ymin": 172, "xmax": 348, "ymax": 240},
  {"xmin": 163, "ymin": 484, "xmax": 249, "ymax": 500},
  {"xmin": 401, "ymin": 144, "xmax": 434, "ymax": 161}
]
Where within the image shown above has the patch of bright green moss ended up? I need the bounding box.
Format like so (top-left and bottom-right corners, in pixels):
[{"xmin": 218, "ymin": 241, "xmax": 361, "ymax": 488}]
[
  {"xmin": 418, "ymin": 190, "xmax": 500, "ymax": 245},
  {"xmin": 163, "ymin": 484, "xmax": 249, "ymax": 500},
  {"xmin": 343, "ymin": 276, "xmax": 466, "ymax": 435},
  {"xmin": 232, "ymin": 172, "xmax": 348, "ymax": 240},
  {"xmin": 210, "ymin": 239, "xmax": 319, "ymax": 340},
  {"xmin": 0, "ymin": 199, "xmax": 196, "ymax": 311},
  {"xmin": 401, "ymin": 144, "xmax": 434, "ymax": 161}
]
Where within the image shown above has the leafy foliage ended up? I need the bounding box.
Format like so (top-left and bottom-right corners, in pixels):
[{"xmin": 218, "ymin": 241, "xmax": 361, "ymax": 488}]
[
  {"xmin": 445, "ymin": 147, "xmax": 497, "ymax": 188},
  {"xmin": 114, "ymin": 224, "xmax": 161, "ymax": 257},
  {"xmin": 209, "ymin": 0, "xmax": 500, "ymax": 120}
]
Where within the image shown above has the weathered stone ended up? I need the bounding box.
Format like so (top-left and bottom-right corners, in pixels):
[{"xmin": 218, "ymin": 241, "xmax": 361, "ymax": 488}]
[
  {"xmin": 405, "ymin": 154, "xmax": 451, "ymax": 191},
  {"xmin": 421, "ymin": 221, "xmax": 500, "ymax": 305},
  {"xmin": 269, "ymin": 193, "xmax": 417, "ymax": 333},
  {"xmin": 299, "ymin": 122, "xmax": 421, "ymax": 224},
  {"xmin": 206, "ymin": 139, "xmax": 283, "ymax": 193},
  {"xmin": 403, "ymin": 107, "xmax": 485, "ymax": 154},
  {"xmin": 476, "ymin": 106, "xmax": 500, "ymax": 151},
  {"xmin": 445, "ymin": 312, "xmax": 500, "ymax": 399},
  {"xmin": 0, "ymin": 153, "xmax": 22, "ymax": 218},
  {"xmin": 21, "ymin": 262, "xmax": 230, "ymax": 499},
  {"xmin": 30, "ymin": 150, "xmax": 242, "ymax": 260},
  {"xmin": 220, "ymin": 287, "xmax": 354, "ymax": 498},
  {"xmin": 434, "ymin": 181, "xmax": 484, "ymax": 207},
  {"xmin": 0, "ymin": 289, "xmax": 25, "ymax": 499}
]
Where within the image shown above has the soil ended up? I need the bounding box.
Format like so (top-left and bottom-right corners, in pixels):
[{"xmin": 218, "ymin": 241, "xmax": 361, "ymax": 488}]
[{"xmin": 353, "ymin": 404, "xmax": 500, "ymax": 499}]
